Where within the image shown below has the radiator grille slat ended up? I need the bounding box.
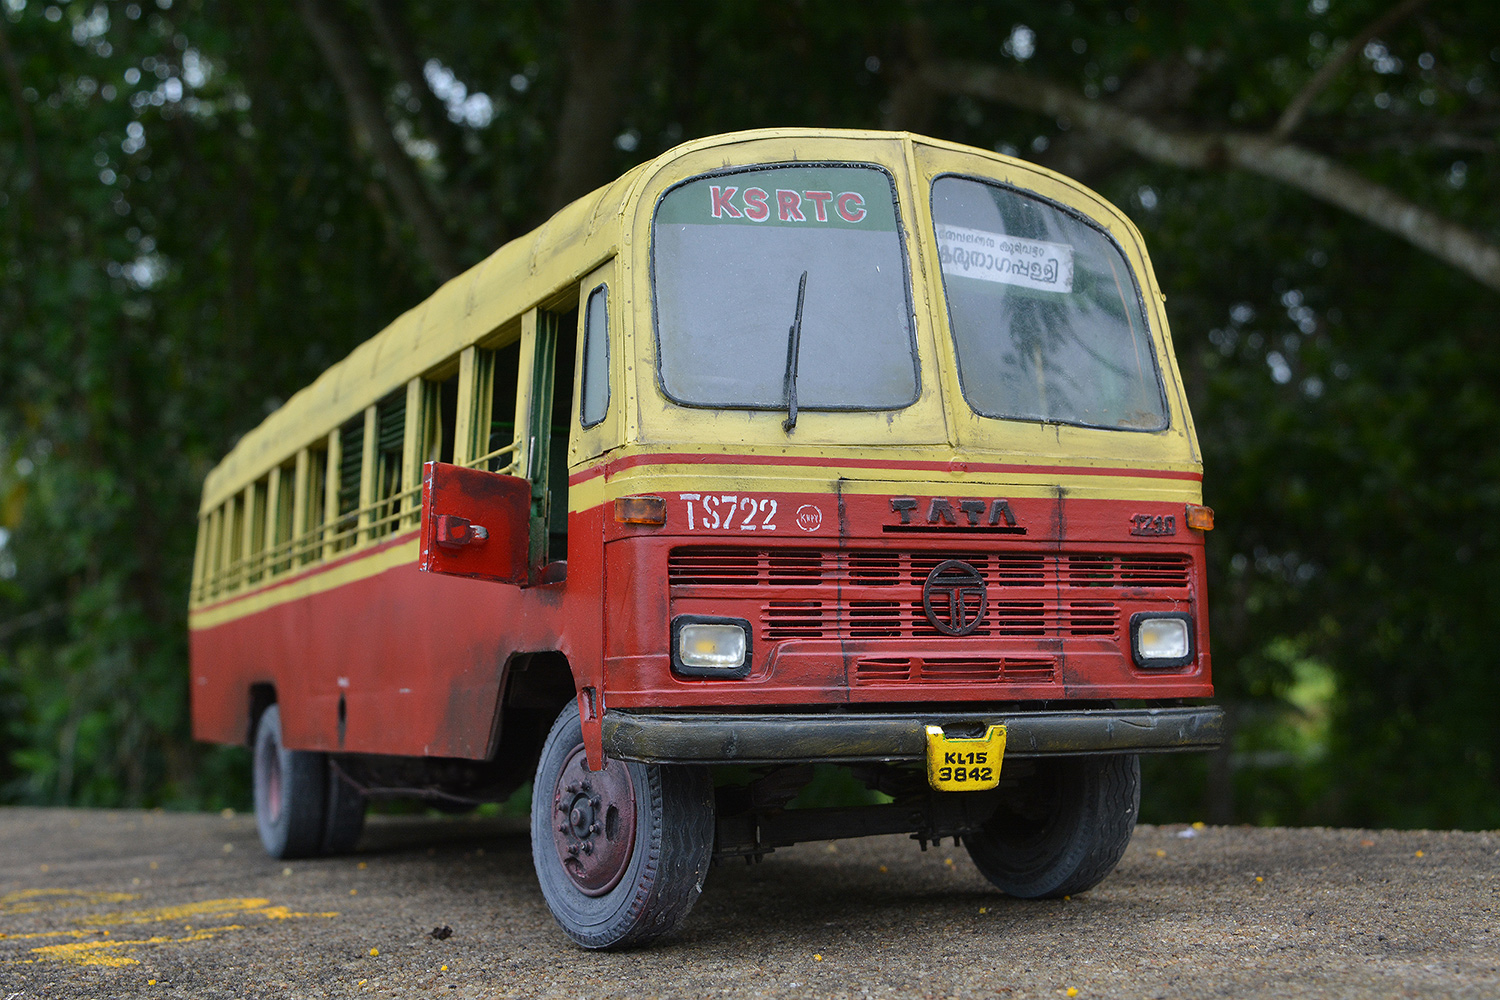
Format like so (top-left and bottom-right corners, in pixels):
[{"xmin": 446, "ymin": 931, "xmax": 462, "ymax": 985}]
[
  {"xmin": 670, "ymin": 547, "xmax": 1190, "ymax": 590},
  {"xmin": 764, "ymin": 600, "xmax": 825, "ymax": 638},
  {"xmin": 853, "ymin": 656, "xmax": 1058, "ymax": 684}
]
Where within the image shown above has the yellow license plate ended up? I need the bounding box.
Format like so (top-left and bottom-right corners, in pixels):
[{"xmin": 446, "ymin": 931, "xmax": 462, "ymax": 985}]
[{"xmin": 925, "ymin": 724, "xmax": 1006, "ymax": 791}]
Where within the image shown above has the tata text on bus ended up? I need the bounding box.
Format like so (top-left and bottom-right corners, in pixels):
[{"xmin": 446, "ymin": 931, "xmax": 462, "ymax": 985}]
[{"xmin": 188, "ymin": 129, "xmax": 1223, "ymax": 949}]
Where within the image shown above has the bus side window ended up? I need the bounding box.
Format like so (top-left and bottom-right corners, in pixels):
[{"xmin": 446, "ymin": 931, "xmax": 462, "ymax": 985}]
[
  {"xmin": 302, "ymin": 445, "xmax": 327, "ymax": 565},
  {"xmin": 483, "ymin": 341, "xmax": 521, "ymax": 473},
  {"xmin": 580, "ymin": 284, "xmax": 609, "ymax": 427},
  {"xmin": 372, "ymin": 389, "xmax": 405, "ymax": 538},
  {"xmin": 437, "ymin": 374, "xmax": 458, "ymax": 462},
  {"xmin": 191, "ymin": 512, "xmax": 210, "ymax": 603},
  {"xmin": 246, "ymin": 478, "xmax": 268, "ymax": 584},
  {"xmin": 203, "ymin": 505, "xmax": 224, "ymax": 599},
  {"xmin": 224, "ymin": 493, "xmax": 244, "ymax": 591},
  {"xmin": 416, "ymin": 372, "xmax": 459, "ymax": 466},
  {"xmin": 567, "ymin": 259, "xmax": 619, "ymax": 471},
  {"xmin": 333, "ymin": 417, "xmax": 363, "ymax": 552},
  {"xmin": 453, "ymin": 336, "xmax": 520, "ymax": 473},
  {"xmin": 270, "ymin": 459, "xmax": 295, "ymax": 573}
]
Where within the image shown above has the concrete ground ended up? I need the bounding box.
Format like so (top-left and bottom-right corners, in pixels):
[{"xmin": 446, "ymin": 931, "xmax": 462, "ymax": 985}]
[{"xmin": 1, "ymin": 807, "xmax": 1496, "ymax": 998}]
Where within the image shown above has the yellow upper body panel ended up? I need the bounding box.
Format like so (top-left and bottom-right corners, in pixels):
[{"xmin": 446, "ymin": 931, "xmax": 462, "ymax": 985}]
[
  {"xmin": 201, "ymin": 129, "xmax": 1200, "ymax": 515},
  {"xmin": 198, "ymin": 162, "xmax": 644, "ymax": 512}
]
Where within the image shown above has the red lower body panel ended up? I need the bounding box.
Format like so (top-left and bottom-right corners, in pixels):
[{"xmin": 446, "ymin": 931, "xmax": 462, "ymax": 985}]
[{"xmin": 190, "ymin": 530, "xmax": 574, "ymax": 758}]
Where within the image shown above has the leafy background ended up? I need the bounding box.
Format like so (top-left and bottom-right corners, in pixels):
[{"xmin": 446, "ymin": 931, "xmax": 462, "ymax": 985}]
[{"xmin": 1, "ymin": 0, "xmax": 1496, "ymax": 828}]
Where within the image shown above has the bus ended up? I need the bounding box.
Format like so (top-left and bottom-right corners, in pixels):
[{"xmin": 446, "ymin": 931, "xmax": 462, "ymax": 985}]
[{"xmin": 189, "ymin": 128, "xmax": 1223, "ymax": 949}]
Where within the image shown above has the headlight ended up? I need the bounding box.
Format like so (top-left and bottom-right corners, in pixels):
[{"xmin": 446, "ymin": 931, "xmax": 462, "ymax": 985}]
[
  {"xmin": 671, "ymin": 616, "xmax": 752, "ymax": 678},
  {"xmin": 1130, "ymin": 613, "xmax": 1194, "ymax": 669}
]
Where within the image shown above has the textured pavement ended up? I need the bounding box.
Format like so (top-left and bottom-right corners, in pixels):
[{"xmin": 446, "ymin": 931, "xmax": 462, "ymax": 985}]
[{"xmin": 1, "ymin": 807, "xmax": 1497, "ymax": 998}]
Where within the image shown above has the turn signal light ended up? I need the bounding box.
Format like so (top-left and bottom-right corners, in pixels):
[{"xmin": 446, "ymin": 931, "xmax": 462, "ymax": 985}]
[
  {"xmin": 615, "ymin": 495, "xmax": 666, "ymax": 526},
  {"xmin": 1185, "ymin": 504, "xmax": 1215, "ymax": 531}
]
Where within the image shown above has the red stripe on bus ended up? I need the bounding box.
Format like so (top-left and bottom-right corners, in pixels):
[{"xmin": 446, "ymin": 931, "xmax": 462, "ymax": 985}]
[{"xmin": 569, "ymin": 452, "xmax": 1202, "ymax": 487}]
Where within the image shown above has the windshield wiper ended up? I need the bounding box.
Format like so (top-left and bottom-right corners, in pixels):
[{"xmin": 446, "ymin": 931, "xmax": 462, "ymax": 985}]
[{"xmin": 781, "ymin": 270, "xmax": 809, "ymax": 432}]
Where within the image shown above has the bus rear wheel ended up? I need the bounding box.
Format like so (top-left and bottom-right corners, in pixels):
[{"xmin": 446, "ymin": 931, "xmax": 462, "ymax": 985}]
[
  {"xmin": 531, "ymin": 705, "xmax": 714, "ymax": 949},
  {"xmin": 964, "ymin": 754, "xmax": 1139, "ymax": 899},
  {"xmin": 252, "ymin": 704, "xmax": 366, "ymax": 859}
]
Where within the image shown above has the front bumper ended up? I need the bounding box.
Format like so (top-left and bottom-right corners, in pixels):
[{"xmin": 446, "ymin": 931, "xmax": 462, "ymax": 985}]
[{"xmin": 602, "ymin": 705, "xmax": 1224, "ymax": 765}]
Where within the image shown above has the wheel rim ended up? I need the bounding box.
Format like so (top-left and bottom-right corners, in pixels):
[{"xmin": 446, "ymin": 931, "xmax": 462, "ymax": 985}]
[
  {"xmin": 257, "ymin": 736, "xmax": 283, "ymax": 825},
  {"xmin": 550, "ymin": 746, "xmax": 636, "ymax": 897}
]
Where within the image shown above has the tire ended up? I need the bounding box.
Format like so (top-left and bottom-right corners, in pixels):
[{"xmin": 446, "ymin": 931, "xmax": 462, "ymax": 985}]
[
  {"xmin": 965, "ymin": 754, "xmax": 1140, "ymax": 899},
  {"xmin": 321, "ymin": 763, "xmax": 367, "ymax": 855},
  {"xmin": 530, "ymin": 705, "xmax": 714, "ymax": 949},
  {"xmin": 252, "ymin": 705, "xmax": 328, "ymax": 859}
]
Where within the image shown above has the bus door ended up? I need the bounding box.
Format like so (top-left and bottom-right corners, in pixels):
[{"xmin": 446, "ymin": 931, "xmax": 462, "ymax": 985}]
[{"xmin": 422, "ymin": 258, "xmax": 617, "ymax": 587}]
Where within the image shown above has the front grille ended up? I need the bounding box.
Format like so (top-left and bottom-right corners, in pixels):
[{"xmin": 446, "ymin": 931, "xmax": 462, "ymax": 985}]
[{"xmin": 669, "ymin": 545, "xmax": 1192, "ymax": 649}]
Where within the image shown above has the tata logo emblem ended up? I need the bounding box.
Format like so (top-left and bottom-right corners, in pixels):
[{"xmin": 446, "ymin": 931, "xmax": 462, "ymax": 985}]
[
  {"xmin": 889, "ymin": 497, "xmax": 1021, "ymax": 532},
  {"xmin": 921, "ymin": 560, "xmax": 988, "ymax": 636}
]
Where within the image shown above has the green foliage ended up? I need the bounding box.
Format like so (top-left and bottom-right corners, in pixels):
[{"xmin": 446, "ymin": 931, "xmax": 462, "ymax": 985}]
[{"xmin": 1, "ymin": 0, "xmax": 1496, "ymax": 826}]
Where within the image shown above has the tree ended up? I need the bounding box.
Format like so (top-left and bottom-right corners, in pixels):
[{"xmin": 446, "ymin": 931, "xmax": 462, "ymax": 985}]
[{"xmin": 1, "ymin": 0, "xmax": 1495, "ymax": 826}]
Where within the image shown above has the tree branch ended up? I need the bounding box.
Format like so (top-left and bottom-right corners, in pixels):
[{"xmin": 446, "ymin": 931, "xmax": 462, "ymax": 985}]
[
  {"xmin": 0, "ymin": 18, "xmax": 44, "ymax": 219},
  {"xmin": 1039, "ymin": 60, "xmax": 1201, "ymax": 185},
  {"xmin": 365, "ymin": 0, "xmax": 473, "ymax": 184},
  {"xmin": 298, "ymin": 0, "xmax": 461, "ymax": 281},
  {"xmin": 922, "ymin": 62, "xmax": 1500, "ymax": 294},
  {"xmin": 0, "ymin": 601, "xmax": 65, "ymax": 643},
  {"xmin": 880, "ymin": 13, "xmax": 937, "ymax": 133},
  {"xmin": 1274, "ymin": 0, "xmax": 1432, "ymax": 141},
  {"xmin": 546, "ymin": 0, "xmax": 637, "ymax": 212}
]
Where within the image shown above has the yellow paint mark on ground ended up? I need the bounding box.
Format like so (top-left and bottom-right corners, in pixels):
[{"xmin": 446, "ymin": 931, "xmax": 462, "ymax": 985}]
[
  {"xmin": 79, "ymin": 897, "xmax": 272, "ymax": 927},
  {"xmin": 0, "ymin": 930, "xmax": 92, "ymax": 942},
  {"xmin": 258, "ymin": 905, "xmax": 340, "ymax": 920},
  {"xmin": 2, "ymin": 890, "xmax": 338, "ymax": 971},
  {"xmin": 26, "ymin": 926, "xmax": 242, "ymax": 967}
]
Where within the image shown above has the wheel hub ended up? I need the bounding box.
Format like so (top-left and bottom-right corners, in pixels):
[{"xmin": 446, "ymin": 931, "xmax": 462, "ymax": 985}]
[{"xmin": 551, "ymin": 746, "xmax": 636, "ymax": 896}]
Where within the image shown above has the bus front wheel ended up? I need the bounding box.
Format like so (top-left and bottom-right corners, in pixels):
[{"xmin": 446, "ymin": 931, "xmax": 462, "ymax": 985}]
[
  {"xmin": 964, "ymin": 754, "xmax": 1140, "ymax": 899},
  {"xmin": 531, "ymin": 705, "xmax": 714, "ymax": 949},
  {"xmin": 252, "ymin": 704, "xmax": 366, "ymax": 859}
]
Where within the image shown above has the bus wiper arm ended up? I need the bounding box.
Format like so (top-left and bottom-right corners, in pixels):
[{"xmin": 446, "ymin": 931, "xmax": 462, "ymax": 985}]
[{"xmin": 781, "ymin": 270, "xmax": 809, "ymax": 432}]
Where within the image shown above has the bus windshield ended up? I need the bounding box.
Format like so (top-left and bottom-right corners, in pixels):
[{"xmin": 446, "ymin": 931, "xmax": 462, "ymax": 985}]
[
  {"xmin": 932, "ymin": 175, "xmax": 1167, "ymax": 431},
  {"xmin": 652, "ymin": 164, "xmax": 918, "ymax": 412}
]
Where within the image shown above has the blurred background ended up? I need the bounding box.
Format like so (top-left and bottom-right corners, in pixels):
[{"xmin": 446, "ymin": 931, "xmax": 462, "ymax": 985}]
[{"xmin": 0, "ymin": 0, "xmax": 1496, "ymax": 828}]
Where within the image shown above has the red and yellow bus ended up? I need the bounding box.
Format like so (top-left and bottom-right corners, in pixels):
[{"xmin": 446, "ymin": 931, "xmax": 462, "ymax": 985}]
[{"xmin": 189, "ymin": 128, "xmax": 1222, "ymax": 949}]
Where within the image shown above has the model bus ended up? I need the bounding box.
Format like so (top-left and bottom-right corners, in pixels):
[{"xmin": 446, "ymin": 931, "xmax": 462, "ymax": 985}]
[{"xmin": 189, "ymin": 128, "xmax": 1222, "ymax": 949}]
